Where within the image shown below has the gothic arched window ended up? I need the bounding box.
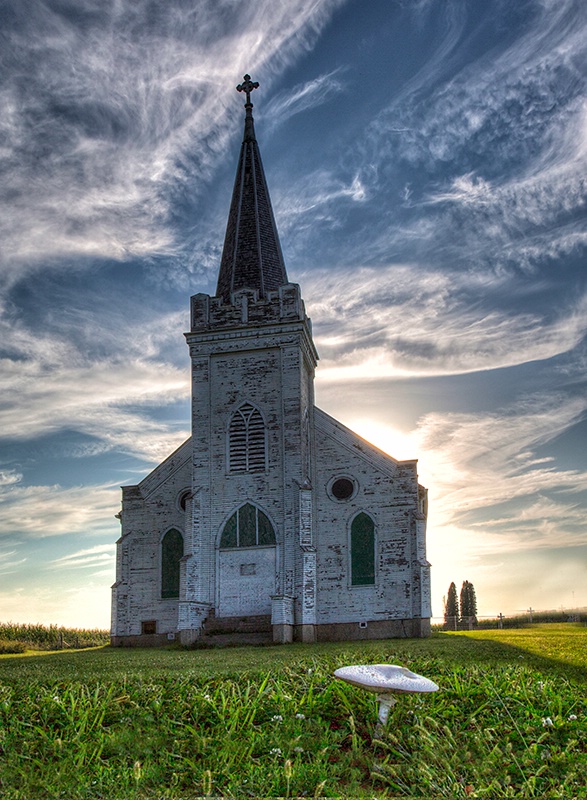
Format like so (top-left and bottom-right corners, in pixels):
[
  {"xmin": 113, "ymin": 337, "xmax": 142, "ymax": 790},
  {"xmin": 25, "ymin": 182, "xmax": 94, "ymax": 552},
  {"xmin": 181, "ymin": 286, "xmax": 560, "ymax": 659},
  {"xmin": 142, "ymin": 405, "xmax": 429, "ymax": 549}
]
[
  {"xmin": 161, "ymin": 528, "xmax": 183, "ymax": 598},
  {"xmin": 220, "ymin": 503, "xmax": 276, "ymax": 548},
  {"xmin": 350, "ymin": 512, "xmax": 375, "ymax": 586},
  {"xmin": 228, "ymin": 403, "xmax": 266, "ymax": 473}
]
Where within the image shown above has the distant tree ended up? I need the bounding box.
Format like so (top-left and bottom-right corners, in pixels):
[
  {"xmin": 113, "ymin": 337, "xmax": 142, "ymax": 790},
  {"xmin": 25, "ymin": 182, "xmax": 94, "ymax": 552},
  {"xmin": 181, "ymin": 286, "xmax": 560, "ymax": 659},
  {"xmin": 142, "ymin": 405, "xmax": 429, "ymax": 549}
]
[
  {"xmin": 460, "ymin": 580, "xmax": 478, "ymax": 628},
  {"xmin": 444, "ymin": 582, "xmax": 459, "ymax": 630}
]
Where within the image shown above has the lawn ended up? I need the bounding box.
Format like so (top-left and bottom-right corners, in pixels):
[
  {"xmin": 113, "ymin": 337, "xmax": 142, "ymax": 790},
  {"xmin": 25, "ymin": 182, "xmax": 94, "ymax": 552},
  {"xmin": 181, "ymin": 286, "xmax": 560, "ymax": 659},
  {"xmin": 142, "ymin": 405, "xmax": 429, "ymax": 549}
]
[{"xmin": 0, "ymin": 625, "xmax": 586, "ymax": 798}]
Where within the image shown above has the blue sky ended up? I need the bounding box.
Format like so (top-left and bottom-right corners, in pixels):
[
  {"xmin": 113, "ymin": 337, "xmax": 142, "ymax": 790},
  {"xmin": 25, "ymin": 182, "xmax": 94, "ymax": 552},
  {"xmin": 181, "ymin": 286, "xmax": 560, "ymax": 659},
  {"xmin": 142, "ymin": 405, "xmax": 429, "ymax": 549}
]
[{"xmin": 1, "ymin": 0, "xmax": 586, "ymax": 627}]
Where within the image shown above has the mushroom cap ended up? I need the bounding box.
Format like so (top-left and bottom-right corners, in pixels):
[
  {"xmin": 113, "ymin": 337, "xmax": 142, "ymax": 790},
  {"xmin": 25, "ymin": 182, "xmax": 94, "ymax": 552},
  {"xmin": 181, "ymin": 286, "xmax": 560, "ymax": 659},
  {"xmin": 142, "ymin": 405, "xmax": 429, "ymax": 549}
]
[{"xmin": 334, "ymin": 664, "xmax": 439, "ymax": 694}]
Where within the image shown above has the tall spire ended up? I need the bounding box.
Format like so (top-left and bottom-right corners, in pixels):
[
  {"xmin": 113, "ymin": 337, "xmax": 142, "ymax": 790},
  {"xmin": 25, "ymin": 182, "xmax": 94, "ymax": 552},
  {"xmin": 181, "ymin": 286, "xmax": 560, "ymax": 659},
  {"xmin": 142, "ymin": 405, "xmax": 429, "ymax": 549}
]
[{"xmin": 215, "ymin": 75, "xmax": 288, "ymax": 303}]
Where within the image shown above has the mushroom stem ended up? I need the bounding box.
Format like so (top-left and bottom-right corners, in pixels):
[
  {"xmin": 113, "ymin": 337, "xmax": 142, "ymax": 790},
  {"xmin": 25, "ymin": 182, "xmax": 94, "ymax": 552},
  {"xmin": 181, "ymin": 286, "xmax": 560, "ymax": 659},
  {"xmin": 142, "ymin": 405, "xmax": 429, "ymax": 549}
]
[{"xmin": 376, "ymin": 693, "xmax": 396, "ymax": 725}]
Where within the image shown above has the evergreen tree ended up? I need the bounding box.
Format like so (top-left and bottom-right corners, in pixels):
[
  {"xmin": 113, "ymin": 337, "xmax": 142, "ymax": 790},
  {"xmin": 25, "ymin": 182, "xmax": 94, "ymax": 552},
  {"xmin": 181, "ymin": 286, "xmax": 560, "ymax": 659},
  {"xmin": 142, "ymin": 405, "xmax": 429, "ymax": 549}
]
[
  {"xmin": 444, "ymin": 582, "xmax": 459, "ymax": 629},
  {"xmin": 460, "ymin": 580, "xmax": 478, "ymax": 628}
]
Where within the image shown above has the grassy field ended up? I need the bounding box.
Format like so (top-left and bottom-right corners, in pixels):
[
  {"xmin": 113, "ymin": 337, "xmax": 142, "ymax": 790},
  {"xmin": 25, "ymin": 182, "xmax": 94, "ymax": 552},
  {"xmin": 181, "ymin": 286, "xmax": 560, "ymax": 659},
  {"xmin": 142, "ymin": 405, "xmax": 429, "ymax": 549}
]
[{"xmin": 0, "ymin": 625, "xmax": 586, "ymax": 798}]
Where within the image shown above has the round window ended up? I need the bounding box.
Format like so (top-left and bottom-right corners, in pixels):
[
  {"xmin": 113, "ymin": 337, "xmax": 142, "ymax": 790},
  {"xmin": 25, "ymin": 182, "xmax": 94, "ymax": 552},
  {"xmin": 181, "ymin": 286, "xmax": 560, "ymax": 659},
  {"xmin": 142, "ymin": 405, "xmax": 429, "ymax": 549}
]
[
  {"xmin": 178, "ymin": 490, "xmax": 191, "ymax": 511},
  {"xmin": 330, "ymin": 477, "xmax": 355, "ymax": 501}
]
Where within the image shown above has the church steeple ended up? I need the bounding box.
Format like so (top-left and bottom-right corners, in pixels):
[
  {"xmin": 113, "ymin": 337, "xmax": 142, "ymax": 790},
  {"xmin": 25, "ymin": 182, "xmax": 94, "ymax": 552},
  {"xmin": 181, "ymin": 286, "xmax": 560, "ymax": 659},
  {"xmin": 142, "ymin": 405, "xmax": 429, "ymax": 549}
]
[{"xmin": 215, "ymin": 75, "xmax": 288, "ymax": 303}]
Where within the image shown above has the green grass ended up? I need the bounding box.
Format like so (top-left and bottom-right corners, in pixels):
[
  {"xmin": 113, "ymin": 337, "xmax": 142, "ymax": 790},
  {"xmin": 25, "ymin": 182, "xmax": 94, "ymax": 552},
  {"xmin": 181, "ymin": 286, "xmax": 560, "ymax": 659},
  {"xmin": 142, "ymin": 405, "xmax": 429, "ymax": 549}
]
[{"xmin": 1, "ymin": 625, "xmax": 586, "ymax": 798}]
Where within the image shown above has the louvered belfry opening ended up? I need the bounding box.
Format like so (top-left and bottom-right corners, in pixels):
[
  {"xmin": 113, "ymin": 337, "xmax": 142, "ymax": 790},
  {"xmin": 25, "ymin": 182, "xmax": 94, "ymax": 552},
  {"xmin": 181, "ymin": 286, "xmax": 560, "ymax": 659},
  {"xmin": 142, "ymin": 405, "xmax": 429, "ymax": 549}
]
[{"xmin": 228, "ymin": 403, "xmax": 266, "ymax": 473}]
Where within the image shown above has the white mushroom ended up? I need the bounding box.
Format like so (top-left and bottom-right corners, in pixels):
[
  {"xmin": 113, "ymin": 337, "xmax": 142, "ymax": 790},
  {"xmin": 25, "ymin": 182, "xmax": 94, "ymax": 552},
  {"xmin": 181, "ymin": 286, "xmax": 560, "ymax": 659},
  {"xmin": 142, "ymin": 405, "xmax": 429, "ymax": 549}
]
[{"xmin": 334, "ymin": 664, "xmax": 439, "ymax": 725}]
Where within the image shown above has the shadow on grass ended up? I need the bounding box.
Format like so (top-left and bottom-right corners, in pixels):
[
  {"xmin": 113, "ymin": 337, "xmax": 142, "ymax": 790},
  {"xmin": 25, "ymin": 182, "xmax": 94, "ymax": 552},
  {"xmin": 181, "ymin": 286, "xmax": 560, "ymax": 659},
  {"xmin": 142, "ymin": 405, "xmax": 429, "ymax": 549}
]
[{"xmin": 429, "ymin": 630, "xmax": 587, "ymax": 685}]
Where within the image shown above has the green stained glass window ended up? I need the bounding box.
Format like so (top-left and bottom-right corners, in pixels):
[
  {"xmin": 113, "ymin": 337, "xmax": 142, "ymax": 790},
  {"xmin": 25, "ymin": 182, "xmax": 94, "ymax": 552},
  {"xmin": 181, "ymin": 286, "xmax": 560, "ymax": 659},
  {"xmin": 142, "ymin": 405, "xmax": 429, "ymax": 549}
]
[
  {"xmin": 351, "ymin": 513, "xmax": 375, "ymax": 586},
  {"xmin": 161, "ymin": 528, "xmax": 183, "ymax": 598},
  {"xmin": 220, "ymin": 512, "xmax": 238, "ymax": 548},
  {"xmin": 239, "ymin": 503, "xmax": 257, "ymax": 547},
  {"xmin": 219, "ymin": 503, "xmax": 276, "ymax": 548},
  {"xmin": 257, "ymin": 509, "xmax": 274, "ymax": 545}
]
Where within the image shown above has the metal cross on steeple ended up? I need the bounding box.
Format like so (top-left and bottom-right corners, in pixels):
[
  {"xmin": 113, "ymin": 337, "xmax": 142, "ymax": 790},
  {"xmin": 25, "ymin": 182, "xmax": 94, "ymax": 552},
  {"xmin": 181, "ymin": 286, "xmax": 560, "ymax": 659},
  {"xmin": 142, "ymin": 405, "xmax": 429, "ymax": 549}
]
[{"xmin": 236, "ymin": 74, "xmax": 259, "ymax": 105}]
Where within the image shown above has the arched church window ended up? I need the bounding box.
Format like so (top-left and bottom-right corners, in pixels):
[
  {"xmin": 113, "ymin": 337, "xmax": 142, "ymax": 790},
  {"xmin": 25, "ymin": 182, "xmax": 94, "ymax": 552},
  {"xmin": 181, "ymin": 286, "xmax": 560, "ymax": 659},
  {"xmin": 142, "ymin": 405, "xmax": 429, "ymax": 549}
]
[
  {"xmin": 350, "ymin": 512, "xmax": 375, "ymax": 586},
  {"xmin": 161, "ymin": 528, "xmax": 183, "ymax": 598},
  {"xmin": 228, "ymin": 403, "xmax": 266, "ymax": 472},
  {"xmin": 220, "ymin": 503, "xmax": 276, "ymax": 548}
]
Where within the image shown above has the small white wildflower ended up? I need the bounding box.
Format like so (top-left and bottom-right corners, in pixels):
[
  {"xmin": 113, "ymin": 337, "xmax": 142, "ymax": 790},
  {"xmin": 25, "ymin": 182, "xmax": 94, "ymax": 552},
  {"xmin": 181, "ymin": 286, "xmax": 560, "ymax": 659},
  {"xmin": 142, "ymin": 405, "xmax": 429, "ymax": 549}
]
[
  {"xmin": 542, "ymin": 717, "xmax": 554, "ymax": 727},
  {"xmin": 270, "ymin": 747, "xmax": 282, "ymax": 756},
  {"xmin": 203, "ymin": 694, "xmax": 212, "ymax": 701},
  {"xmin": 307, "ymin": 668, "xmax": 313, "ymax": 675},
  {"xmin": 568, "ymin": 714, "xmax": 578, "ymax": 721},
  {"xmin": 293, "ymin": 746, "xmax": 304, "ymax": 753},
  {"xmin": 272, "ymin": 714, "xmax": 284, "ymax": 723},
  {"xmin": 295, "ymin": 713, "xmax": 305, "ymax": 720}
]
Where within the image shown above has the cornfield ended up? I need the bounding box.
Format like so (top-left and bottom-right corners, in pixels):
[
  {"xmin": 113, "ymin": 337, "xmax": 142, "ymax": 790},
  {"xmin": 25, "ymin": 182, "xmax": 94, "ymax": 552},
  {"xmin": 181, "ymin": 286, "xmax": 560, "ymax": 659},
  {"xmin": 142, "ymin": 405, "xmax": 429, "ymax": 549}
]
[{"xmin": 0, "ymin": 622, "xmax": 109, "ymax": 651}]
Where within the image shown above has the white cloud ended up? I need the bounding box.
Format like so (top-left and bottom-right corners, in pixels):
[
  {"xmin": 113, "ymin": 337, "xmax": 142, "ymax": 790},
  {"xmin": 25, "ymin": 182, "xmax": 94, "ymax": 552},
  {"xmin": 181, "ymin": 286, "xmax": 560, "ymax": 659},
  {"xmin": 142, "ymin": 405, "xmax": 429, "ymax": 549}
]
[
  {"xmin": 417, "ymin": 393, "xmax": 587, "ymax": 545},
  {"xmin": 0, "ymin": 299, "xmax": 190, "ymax": 460},
  {"xmin": 0, "ymin": 548, "xmax": 27, "ymax": 576},
  {"xmin": 50, "ymin": 544, "xmax": 116, "ymax": 570},
  {"xmin": 266, "ymin": 69, "xmax": 345, "ymax": 127},
  {"xmin": 0, "ymin": 0, "xmax": 346, "ymax": 281},
  {"xmin": 340, "ymin": 0, "xmax": 587, "ymax": 275},
  {"xmin": 278, "ymin": 170, "xmax": 367, "ymax": 226},
  {"xmin": 305, "ymin": 264, "xmax": 587, "ymax": 378},
  {"xmin": 0, "ymin": 481, "xmax": 119, "ymax": 540},
  {"xmin": 0, "ymin": 470, "xmax": 22, "ymax": 487}
]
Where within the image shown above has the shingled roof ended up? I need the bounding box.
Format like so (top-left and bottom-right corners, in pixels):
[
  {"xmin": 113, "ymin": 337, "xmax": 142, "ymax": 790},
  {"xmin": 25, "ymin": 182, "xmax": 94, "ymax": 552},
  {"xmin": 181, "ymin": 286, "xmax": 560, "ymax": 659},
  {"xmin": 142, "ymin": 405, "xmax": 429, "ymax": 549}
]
[{"xmin": 215, "ymin": 75, "xmax": 288, "ymax": 303}]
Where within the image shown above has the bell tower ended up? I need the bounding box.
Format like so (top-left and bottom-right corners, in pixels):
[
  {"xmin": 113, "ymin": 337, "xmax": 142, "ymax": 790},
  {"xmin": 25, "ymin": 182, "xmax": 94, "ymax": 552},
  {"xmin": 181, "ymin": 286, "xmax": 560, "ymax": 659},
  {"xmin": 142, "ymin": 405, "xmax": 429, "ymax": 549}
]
[{"xmin": 178, "ymin": 76, "xmax": 319, "ymax": 645}]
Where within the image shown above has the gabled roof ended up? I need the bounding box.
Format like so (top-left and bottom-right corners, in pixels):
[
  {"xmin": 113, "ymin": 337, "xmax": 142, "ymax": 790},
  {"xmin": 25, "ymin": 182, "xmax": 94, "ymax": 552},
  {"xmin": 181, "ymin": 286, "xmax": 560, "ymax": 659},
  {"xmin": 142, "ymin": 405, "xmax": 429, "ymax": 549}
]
[
  {"xmin": 215, "ymin": 76, "xmax": 288, "ymax": 303},
  {"xmin": 137, "ymin": 437, "xmax": 192, "ymax": 499},
  {"xmin": 314, "ymin": 407, "xmax": 418, "ymax": 480}
]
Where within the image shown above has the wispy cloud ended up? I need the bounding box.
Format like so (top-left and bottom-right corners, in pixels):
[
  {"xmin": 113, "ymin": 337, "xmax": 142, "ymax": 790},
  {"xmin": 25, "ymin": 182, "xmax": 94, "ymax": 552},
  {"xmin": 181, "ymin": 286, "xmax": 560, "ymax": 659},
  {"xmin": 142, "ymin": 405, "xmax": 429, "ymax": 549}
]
[
  {"xmin": 316, "ymin": 0, "xmax": 587, "ymax": 277},
  {"xmin": 0, "ymin": 482, "xmax": 119, "ymax": 540},
  {"xmin": 305, "ymin": 265, "xmax": 587, "ymax": 378},
  {"xmin": 0, "ymin": 548, "xmax": 27, "ymax": 576},
  {"xmin": 265, "ymin": 69, "xmax": 345, "ymax": 128},
  {"xmin": 50, "ymin": 544, "xmax": 115, "ymax": 571},
  {"xmin": 419, "ymin": 393, "xmax": 587, "ymax": 551},
  {"xmin": 0, "ymin": 297, "xmax": 190, "ymax": 459},
  {"xmin": 0, "ymin": 0, "xmax": 345, "ymax": 282},
  {"xmin": 0, "ymin": 470, "xmax": 22, "ymax": 487}
]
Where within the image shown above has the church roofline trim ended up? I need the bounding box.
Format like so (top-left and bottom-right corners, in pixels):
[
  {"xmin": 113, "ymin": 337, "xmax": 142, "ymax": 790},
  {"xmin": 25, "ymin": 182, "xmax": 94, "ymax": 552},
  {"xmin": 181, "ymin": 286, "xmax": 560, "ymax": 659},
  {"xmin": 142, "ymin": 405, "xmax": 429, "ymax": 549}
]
[
  {"xmin": 137, "ymin": 436, "xmax": 192, "ymax": 499},
  {"xmin": 314, "ymin": 407, "xmax": 418, "ymax": 480}
]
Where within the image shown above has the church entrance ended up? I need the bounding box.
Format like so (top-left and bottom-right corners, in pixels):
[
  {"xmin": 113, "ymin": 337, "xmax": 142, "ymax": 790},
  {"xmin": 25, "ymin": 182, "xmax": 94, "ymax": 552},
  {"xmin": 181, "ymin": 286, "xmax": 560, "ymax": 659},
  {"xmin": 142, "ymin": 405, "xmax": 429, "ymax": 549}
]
[
  {"xmin": 217, "ymin": 547, "xmax": 275, "ymax": 616},
  {"xmin": 217, "ymin": 503, "xmax": 277, "ymax": 617}
]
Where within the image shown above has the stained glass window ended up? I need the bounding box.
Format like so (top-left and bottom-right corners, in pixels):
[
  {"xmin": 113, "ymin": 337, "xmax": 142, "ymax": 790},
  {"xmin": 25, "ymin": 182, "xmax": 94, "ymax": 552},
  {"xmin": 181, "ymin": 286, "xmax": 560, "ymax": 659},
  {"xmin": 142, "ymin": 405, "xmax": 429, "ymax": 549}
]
[
  {"xmin": 220, "ymin": 503, "xmax": 276, "ymax": 548},
  {"xmin": 161, "ymin": 528, "xmax": 183, "ymax": 598},
  {"xmin": 351, "ymin": 513, "xmax": 375, "ymax": 586}
]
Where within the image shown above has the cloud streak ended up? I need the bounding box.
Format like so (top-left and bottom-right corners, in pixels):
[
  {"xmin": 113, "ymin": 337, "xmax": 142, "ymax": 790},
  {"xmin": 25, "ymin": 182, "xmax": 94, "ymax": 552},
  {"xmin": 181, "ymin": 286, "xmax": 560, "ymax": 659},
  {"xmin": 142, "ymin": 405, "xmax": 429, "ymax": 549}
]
[
  {"xmin": 0, "ymin": 481, "xmax": 118, "ymax": 540},
  {"xmin": 306, "ymin": 265, "xmax": 587, "ymax": 378},
  {"xmin": 265, "ymin": 70, "xmax": 345, "ymax": 128},
  {"xmin": 0, "ymin": 0, "xmax": 345, "ymax": 282},
  {"xmin": 419, "ymin": 393, "xmax": 587, "ymax": 550}
]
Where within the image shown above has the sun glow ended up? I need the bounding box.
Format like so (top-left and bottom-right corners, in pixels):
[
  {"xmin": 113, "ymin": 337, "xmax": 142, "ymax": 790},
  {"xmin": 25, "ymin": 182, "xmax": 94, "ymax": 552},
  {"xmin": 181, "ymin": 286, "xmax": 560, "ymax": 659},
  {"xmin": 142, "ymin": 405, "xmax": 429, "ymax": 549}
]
[{"xmin": 349, "ymin": 419, "xmax": 419, "ymax": 462}]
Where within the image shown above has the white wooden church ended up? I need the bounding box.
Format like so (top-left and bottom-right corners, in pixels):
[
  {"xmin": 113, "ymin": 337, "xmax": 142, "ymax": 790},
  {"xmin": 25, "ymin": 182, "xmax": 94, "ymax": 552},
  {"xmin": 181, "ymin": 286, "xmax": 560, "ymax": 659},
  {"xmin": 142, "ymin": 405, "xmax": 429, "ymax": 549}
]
[{"xmin": 111, "ymin": 76, "xmax": 431, "ymax": 646}]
